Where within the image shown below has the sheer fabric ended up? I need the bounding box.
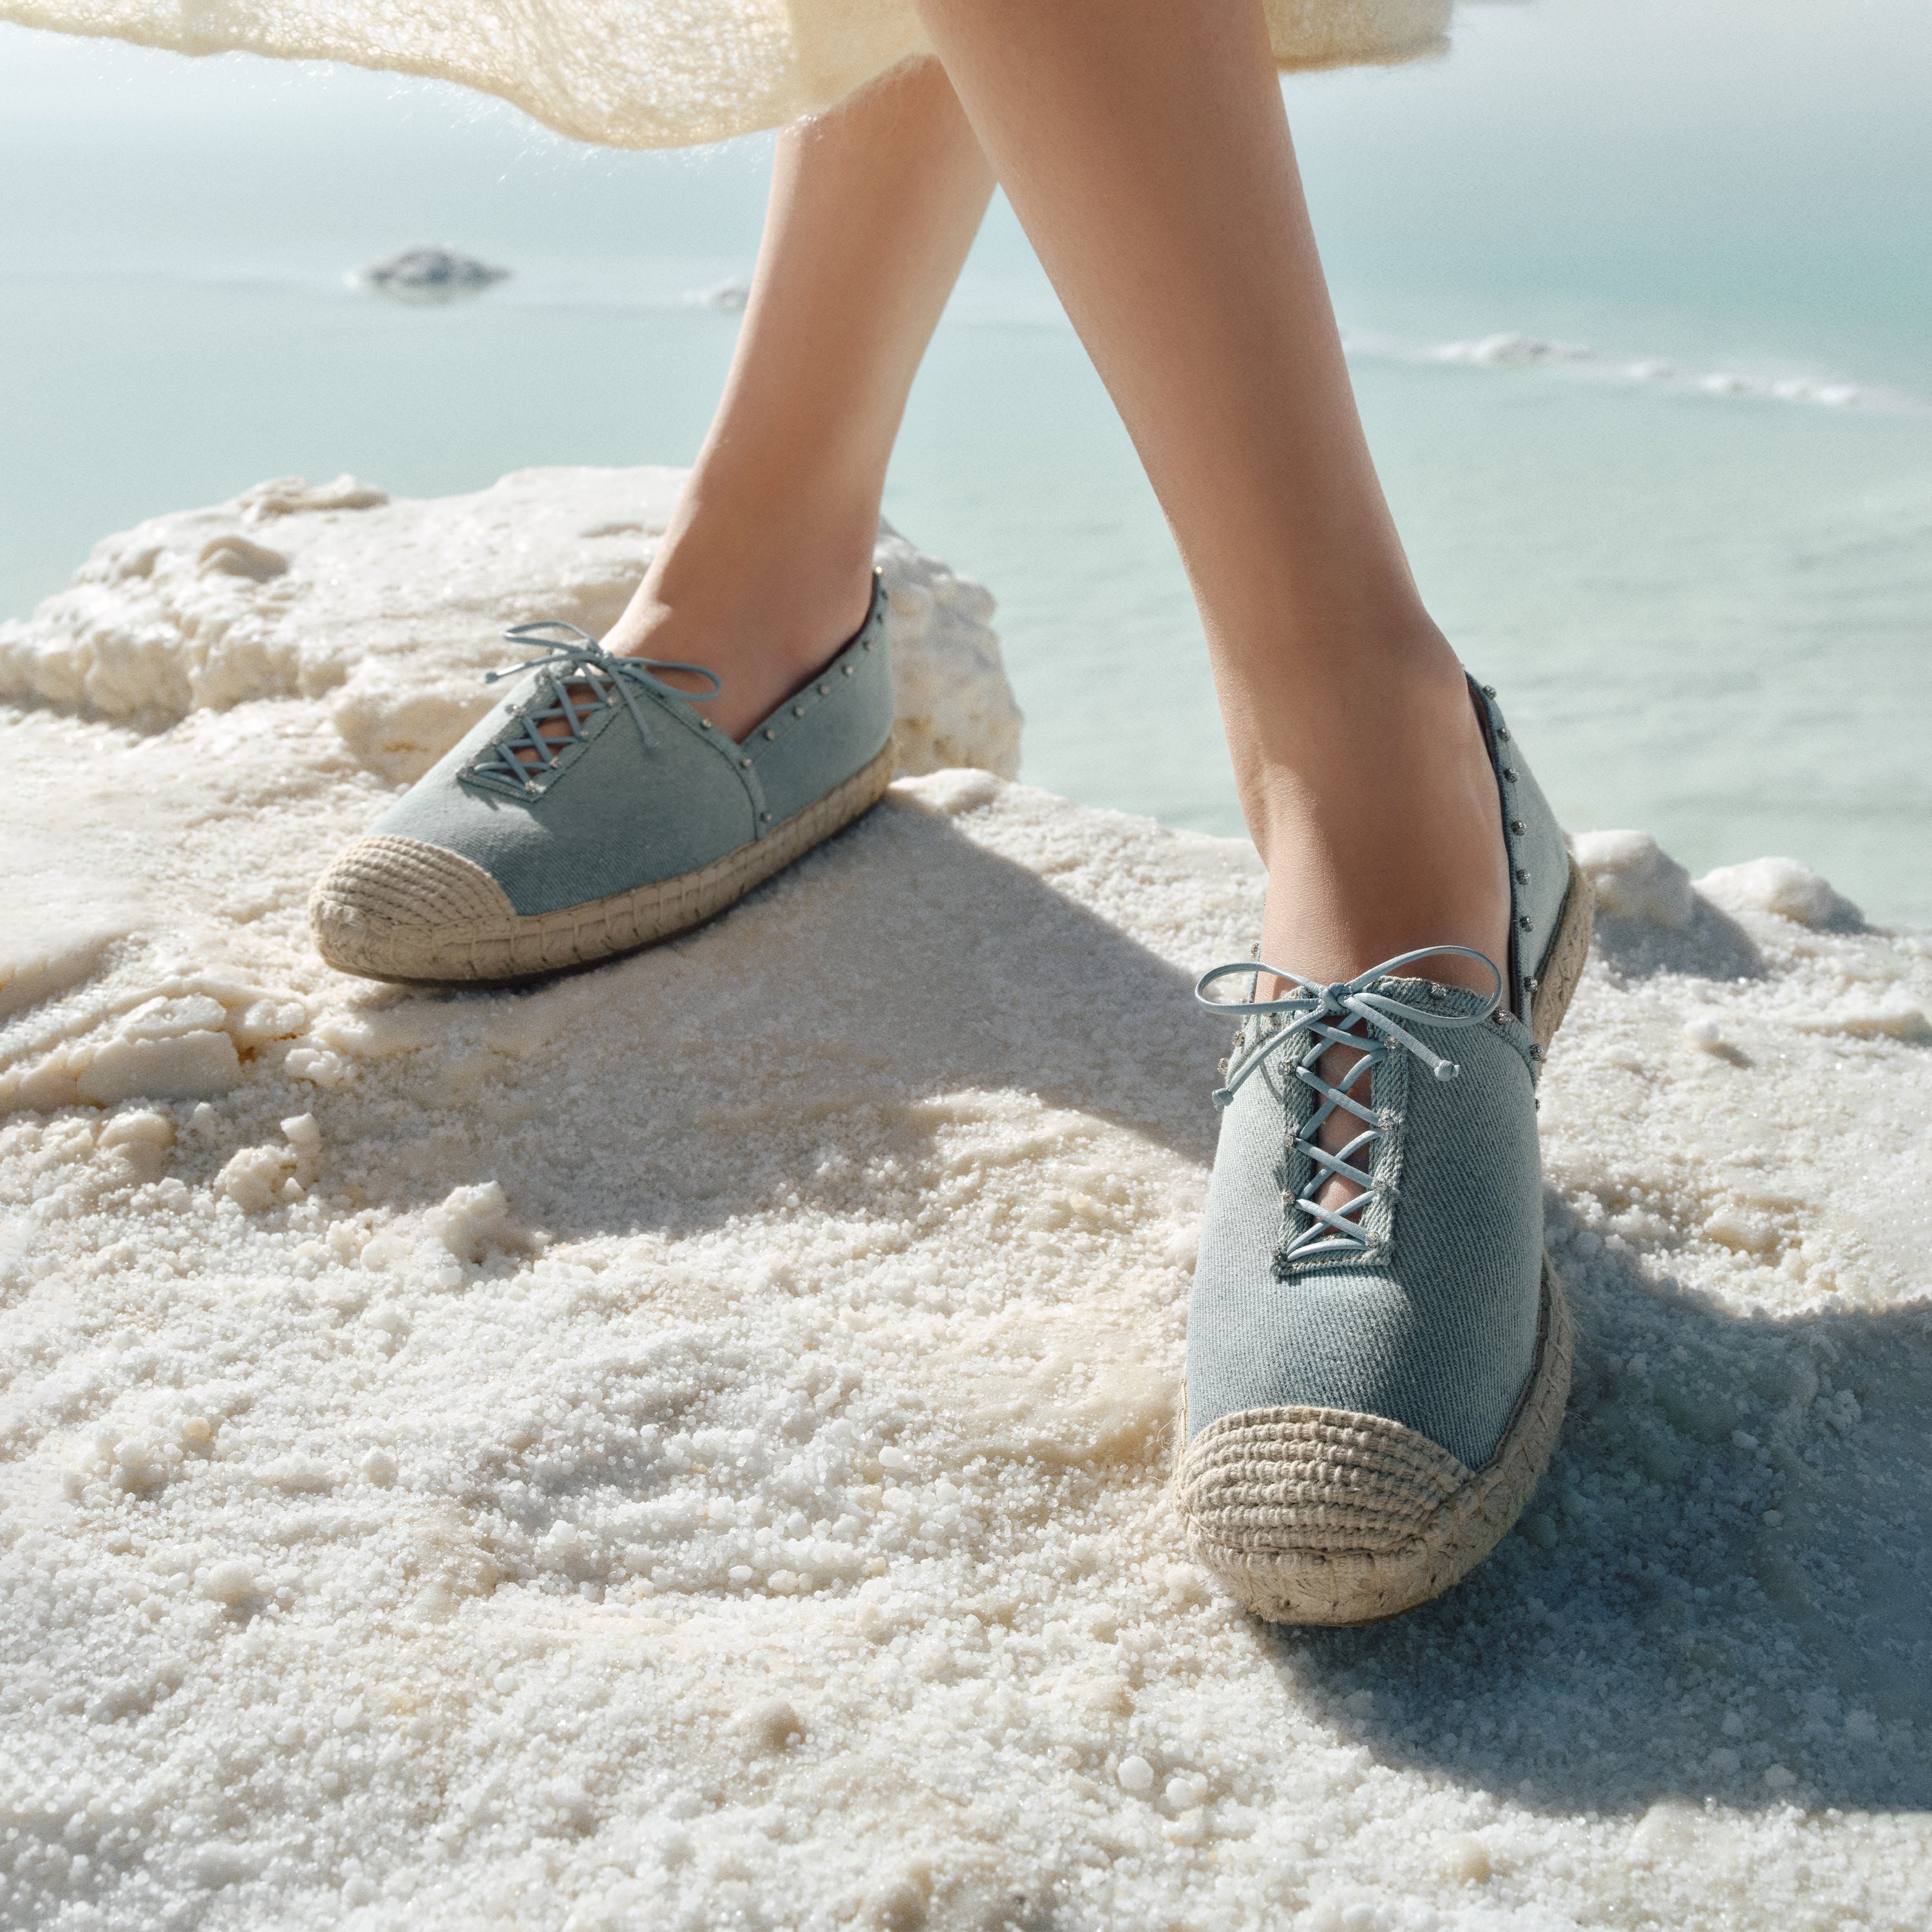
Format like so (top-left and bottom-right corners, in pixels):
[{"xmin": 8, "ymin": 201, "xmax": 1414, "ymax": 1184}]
[{"xmin": 1, "ymin": 0, "xmax": 1452, "ymax": 149}]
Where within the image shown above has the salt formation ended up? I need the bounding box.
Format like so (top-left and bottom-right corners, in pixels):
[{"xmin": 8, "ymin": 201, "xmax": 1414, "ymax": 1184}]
[
  {"xmin": 0, "ymin": 465, "xmax": 1021, "ymax": 790},
  {"xmin": 2, "ymin": 484, "xmax": 1930, "ymax": 1929},
  {"xmin": 353, "ymin": 248, "xmax": 511, "ymax": 303}
]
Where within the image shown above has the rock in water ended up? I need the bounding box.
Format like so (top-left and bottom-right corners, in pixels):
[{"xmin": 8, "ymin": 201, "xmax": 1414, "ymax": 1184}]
[
  {"xmin": 690, "ymin": 276, "xmax": 753, "ymax": 311},
  {"xmin": 354, "ymin": 245, "xmax": 511, "ymax": 303}
]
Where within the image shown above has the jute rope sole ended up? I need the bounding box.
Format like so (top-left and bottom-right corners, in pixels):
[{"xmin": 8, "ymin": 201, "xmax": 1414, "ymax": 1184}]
[
  {"xmin": 1174, "ymin": 852, "xmax": 1595, "ymax": 1626},
  {"xmin": 310, "ymin": 739, "xmax": 897, "ymax": 986},
  {"xmin": 1530, "ymin": 856, "xmax": 1595, "ymax": 1059},
  {"xmin": 1177, "ymin": 1264, "xmax": 1573, "ymax": 1625}
]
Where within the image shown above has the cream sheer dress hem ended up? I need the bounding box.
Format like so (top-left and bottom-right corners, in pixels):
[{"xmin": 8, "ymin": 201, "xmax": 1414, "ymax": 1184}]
[{"xmin": 0, "ymin": 0, "xmax": 1453, "ymax": 149}]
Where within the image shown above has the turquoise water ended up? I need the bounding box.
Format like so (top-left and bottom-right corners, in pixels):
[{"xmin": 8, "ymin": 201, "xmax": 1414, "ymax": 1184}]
[{"xmin": 3, "ymin": 1, "xmax": 1929, "ymax": 921}]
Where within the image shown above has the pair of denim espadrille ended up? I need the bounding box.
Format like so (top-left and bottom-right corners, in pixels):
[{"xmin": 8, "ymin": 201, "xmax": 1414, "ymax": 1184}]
[{"xmin": 312, "ymin": 609, "xmax": 1583, "ymax": 1625}]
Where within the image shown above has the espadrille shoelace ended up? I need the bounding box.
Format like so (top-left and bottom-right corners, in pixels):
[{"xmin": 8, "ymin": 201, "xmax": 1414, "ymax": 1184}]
[
  {"xmin": 1196, "ymin": 945, "xmax": 1504, "ymax": 1262},
  {"xmin": 466, "ymin": 620, "xmax": 723, "ymax": 792}
]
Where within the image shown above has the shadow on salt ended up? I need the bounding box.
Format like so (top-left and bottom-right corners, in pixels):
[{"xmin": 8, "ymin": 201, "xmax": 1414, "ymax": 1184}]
[
  {"xmin": 327, "ymin": 784, "xmax": 1220, "ymax": 1244},
  {"xmin": 1271, "ymin": 1229, "xmax": 1932, "ymax": 1817},
  {"xmin": 1267, "ymin": 886, "xmax": 1930, "ymax": 1824}
]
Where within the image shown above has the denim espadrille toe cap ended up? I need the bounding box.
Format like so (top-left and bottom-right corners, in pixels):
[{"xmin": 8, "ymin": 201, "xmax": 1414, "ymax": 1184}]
[
  {"xmin": 1175, "ymin": 679, "xmax": 1593, "ymax": 1626},
  {"xmin": 312, "ymin": 575, "xmax": 896, "ymax": 984}
]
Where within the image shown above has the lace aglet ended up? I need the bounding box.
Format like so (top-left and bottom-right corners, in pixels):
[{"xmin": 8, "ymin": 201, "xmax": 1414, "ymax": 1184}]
[
  {"xmin": 1211, "ymin": 1086, "xmax": 1235, "ymax": 1111},
  {"xmin": 1432, "ymin": 1058, "xmax": 1460, "ymax": 1082}
]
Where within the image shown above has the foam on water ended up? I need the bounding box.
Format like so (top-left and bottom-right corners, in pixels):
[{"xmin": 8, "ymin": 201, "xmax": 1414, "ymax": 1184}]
[{"xmin": 2, "ymin": 473, "xmax": 1929, "ymax": 1929}]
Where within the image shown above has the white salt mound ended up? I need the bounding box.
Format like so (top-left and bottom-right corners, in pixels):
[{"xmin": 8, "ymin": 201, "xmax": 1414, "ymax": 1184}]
[
  {"xmin": 0, "ymin": 464, "xmax": 1020, "ymax": 788},
  {"xmin": 3, "ymin": 475, "xmax": 1930, "ymax": 1930}
]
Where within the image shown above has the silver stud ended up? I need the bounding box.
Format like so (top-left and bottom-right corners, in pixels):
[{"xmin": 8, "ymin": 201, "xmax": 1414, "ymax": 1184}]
[
  {"xmin": 1528, "ymin": 1044, "xmax": 1542, "ymax": 1061},
  {"xmin": 764, "ymin": 728, "xmax": 777, "ymax": 741},
  {"xmin": 863, "ymin": 640, "xmax": 873, "ymax": 650},
  {"xmin": 842, "ymin": 664, "xmax": 855, "ymax": 677},
  {"xmin": 1515, "ymin": 867, "xmax": 1530, "ymax": 883},
  {"xmin": 1503, "ymin": 768, "xmax": 1518, "ymax": 782},
  {"xmin": 699, "ymin": 718, "xmax": 712, "ymax": 729},
  {"xmin": 793, "ymin": 705, "xmax": 805, "ymax": 718},
  {"xmin": 818, "ymin": 683, "xmax": 830, "ymax": 696},
  {"xmin": 1497, "ymin": 726, "xmax": 1510, "ymax": 741},
  {"xmin": 1519, "ymin": 914, "xmax": 1533, "ymax": 931},
  {"xmin": 739, "ymin": 757, "xmax": 752, "ymax": 768},
  {"xmin": 1529, "ymin": 976, "xmax": 1541, "ymax": 993},
  {"xmin": 1482, "ymin": 683, "xmax": 1497, "ymax": 697},
  {"xmin": 761, "ymin": 811, "xmax": 772, "ymax": 822},
  {"xmin": 1510, "ymin": 820, "xmax": 1526, "ymax": 835}
]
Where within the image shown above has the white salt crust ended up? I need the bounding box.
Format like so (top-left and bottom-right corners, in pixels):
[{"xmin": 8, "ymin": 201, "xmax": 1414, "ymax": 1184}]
[
  {"xmin": 0, "ymin": 465, "xmax": 1021, "ymax": 790},
  {"xmin": 3, "ymin": 480, "xmax": 1931, "ymax": 1930}
]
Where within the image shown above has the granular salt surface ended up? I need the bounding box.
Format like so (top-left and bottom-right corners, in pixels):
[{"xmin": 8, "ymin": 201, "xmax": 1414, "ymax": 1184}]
[{"xmin": 3, "ymin": 473, "xmax": 1929, "ymax": 1930}]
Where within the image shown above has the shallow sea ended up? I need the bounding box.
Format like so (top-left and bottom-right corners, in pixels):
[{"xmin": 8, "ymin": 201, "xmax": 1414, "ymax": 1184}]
[{"xmin": 3, "ymin": 0, "xmax": 1929, "ymax": 922}]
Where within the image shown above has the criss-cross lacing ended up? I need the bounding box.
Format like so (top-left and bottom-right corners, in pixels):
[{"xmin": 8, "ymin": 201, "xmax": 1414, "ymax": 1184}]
[
  {"xmin": 466, "ymin": 620, "xmax": 723, "ymax": 793},
  {"xmin": 1195, "ymin": 945, "xmax": 1504, "ymax": 1263}
]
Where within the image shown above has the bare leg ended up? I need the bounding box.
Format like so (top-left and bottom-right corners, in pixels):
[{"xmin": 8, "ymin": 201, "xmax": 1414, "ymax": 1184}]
[
  {"xmin": 602, "ymin": 59, "xmax": 995, "ymax": 741},
  {"xmin": 911, "ymin": 0, "xmax": 1509, "ymax": 1207},
  {"xmin": 913, "ymin": 0, "xmax": 1509, "ymax": 991}
]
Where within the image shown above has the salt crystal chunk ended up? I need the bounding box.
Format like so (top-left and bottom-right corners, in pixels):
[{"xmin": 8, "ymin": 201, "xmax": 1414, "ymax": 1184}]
[
  {"xmin": 1439, "ymin": 1834, "xmax": 1492, "ymax": 1884},
  {"xmin": 1627, "ymin": 1801, "xmax": 1698, "ymax": 1862},
  {"xmin": 1117, "ymin": 1755, "xmax": 1154, "ymax": 1795},
  {"xmin": 99, "ymin": 1108, "xmax": 176, "ymax": 1179},
  {"xmin": 119, "ymin": 994, "xmax": 228, "ymax": 1040},
  {"xmin": 730, "ymin": 1697, "xmax": 802, "ymax": 1751},
  {"xmin": 231, "ymin": 998, "xmax": 309, "ymax": 1049},
  {"xmin": 200, "ymin": 1561, "xmax": 254, "ymax": 1604},
  {"xmin": 259, "ymin": 1455, "xmax": 335, "ymax": 1494},
  {"xmin": 1571, "ymin": 830, "xmax": 1694, "ymax": 927},
  {"xmin": 429, "ymin": 1180, "xmax": 518, "ymax": 1261},
  {"xmin": 1705, "ymin": 1208, "xmax": 1777, "ymax": 1256},
  {"xmin": 216, "ymin": 1145, "xmax": 297, "ymax": 1213},
  {"xmin": 77, "ymin": 1031, "xmax": 241, "ymax": 1106},
  {"xmin": 283, "ymin": 1046, "xmax": 346, "ymax": 1087},
  {"xmin": 1696, "ymin": 856, "xmax": 1863, "ymax": 931}
]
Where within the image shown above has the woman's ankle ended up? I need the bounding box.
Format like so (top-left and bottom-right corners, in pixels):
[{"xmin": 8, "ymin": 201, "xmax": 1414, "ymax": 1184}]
[
  {"xmin": 603, "ymin": 516, "xmax": 879, "ymax": 741},
  {"xmin": 1245, "ymin": 650, "xmax": 1511, "ymax": 996}
]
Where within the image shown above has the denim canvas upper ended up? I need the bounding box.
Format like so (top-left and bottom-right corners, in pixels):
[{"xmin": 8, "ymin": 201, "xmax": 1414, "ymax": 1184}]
[
  {"xmin": 373, "ymin": 580, "xmax": 894, "ymax": 918},
  {"xmin": 1184, "ymin": 679, "xmax": 1571, "ymax": 1471}
]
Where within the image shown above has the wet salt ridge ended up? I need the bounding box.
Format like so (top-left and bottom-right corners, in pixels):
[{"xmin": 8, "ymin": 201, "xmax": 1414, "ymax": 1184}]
[{"xmin": 2, "ymin": 471, "xmax": 1929, "ymax": 1930}]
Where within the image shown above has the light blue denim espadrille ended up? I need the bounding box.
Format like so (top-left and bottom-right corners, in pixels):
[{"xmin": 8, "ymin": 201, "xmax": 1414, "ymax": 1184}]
[
  {"xmin": 311, "ymin": 574, "xmax": 896, "ymax": 983},
  {"xmin": 1175, "ymin": 678, "xmax": 1593, "ymax": 1625}
]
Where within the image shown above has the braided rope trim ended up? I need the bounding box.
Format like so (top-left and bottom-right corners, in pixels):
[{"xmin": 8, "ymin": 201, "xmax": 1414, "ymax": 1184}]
[
  {"xmin": 1530, "ymin": 856, "xmax": 1595, "ymax": 1058},
  {"xmin": 1176, "ymin": 1260, "xmax": 1573, "ymax": 1627},
  {"xmin": 310, "ymin": 739, "xmax": 896, "ymax": 985}
]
